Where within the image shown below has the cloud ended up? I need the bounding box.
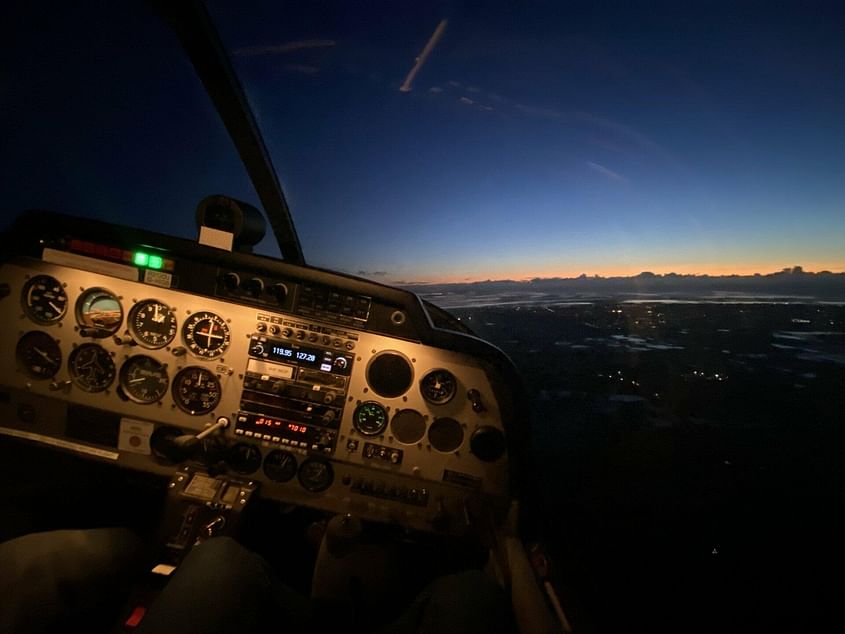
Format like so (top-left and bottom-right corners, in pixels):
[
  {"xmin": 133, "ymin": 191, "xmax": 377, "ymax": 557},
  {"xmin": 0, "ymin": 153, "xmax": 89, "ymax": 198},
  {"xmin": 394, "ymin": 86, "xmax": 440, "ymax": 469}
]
[
  {"xmin": 429, "ymin": 86, "xmax": 443, "ymax": 93},
  {"xmin": 356, "ymin": 270, "xmax": 389, "ymax": 277},
  {"xmin": 233, "ymin": 39, "xmax": 336, "ymax": 57},
  {"xmin": 586, "ymin": 161, "xmax": 628, "ymax": 183},
  {"xmin": 459, "ymin": 96, "xmax": 474, "ymax": 105}
]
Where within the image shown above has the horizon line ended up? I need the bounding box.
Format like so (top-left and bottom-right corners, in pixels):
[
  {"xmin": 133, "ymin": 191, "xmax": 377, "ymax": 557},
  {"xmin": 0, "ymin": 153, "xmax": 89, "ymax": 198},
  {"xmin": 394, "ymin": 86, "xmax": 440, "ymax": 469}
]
[{"xmin": 396, "ymin": 266, "xmax": 845, "ymax": 286}]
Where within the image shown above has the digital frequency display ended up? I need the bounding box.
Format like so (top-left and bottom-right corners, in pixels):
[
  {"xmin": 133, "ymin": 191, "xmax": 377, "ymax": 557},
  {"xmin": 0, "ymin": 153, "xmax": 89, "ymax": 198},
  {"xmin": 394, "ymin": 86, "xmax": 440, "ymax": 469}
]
[{"xmin": 249, "ymin": 336, "xmax": 352, "ymax": 375}]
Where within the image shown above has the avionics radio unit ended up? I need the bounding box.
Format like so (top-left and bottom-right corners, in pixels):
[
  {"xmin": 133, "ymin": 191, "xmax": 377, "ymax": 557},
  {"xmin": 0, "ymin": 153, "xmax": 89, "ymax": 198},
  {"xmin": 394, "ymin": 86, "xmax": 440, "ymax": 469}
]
[{"xmin": 235, "ymin": 334, "xmax": 355, "ymax": 454}]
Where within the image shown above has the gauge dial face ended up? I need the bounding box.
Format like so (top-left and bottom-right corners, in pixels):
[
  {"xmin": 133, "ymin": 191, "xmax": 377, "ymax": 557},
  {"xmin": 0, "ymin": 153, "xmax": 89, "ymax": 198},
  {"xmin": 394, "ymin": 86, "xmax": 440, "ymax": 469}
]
[
  {"xmin": 353, "ymin": 401, "xmax": 388, "ymax": 436},
  {"xmin": 263, "ymin": 450, "xmax": 298, "ymax": 482},
  {"xmin": 68, "ymin": 343, "xmax": 115, "ymax": 392},
  {"xmin": 119, "ymin": 355, "xmax": 169, "ymax": 403},
  {"xmin": 22, "ymin": 275, "xmax": 67, "ymax": 324},
  {"xmin": 172, "ymin": 366, "xmax": 221, "ymax": 415},
  {"xmin": 76, "ymin": 288, "xmax": 123, "ymax": 336},
  {"xmin": 297, "ymin": 457, "xmax": 334, "ymax": 492},
  {"xmin": 16, "ymin": 331, "xmax": 62, "ymax": 379},
  {"xmin": 129, "ymin": 300, "xmax": 176, "ymax": 348},
  {"xmin": 227, "ymin": 442, "xmax": 262, "ymax": 474},
  {"xmin": 420, "ymin": 369, "xmax": 457, "ymax": 405},
  {"xmin": 183, "ymin": 311, "xmax": 230, "ymax": 358}
]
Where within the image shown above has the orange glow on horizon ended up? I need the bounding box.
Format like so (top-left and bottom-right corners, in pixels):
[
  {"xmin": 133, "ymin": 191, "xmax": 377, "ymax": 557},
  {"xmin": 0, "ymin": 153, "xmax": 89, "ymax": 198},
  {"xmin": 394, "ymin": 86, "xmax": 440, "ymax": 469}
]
[{"xmin": 406, "ymin": 261, "xmax": 845, "ymax": 285}]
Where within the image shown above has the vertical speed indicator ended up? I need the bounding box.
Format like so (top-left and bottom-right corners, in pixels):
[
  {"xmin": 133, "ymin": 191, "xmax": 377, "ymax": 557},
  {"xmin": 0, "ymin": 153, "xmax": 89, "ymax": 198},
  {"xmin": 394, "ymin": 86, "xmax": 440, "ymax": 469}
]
[{"xmin": 182, "ymin": 311, "xmax": 230, "ymax": 359}]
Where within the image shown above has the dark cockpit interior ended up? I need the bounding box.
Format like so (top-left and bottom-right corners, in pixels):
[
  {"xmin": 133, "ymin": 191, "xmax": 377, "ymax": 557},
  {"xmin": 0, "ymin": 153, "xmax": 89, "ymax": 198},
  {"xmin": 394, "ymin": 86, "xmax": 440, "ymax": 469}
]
[{"xmin": 0, "ymin": 2, "xmax": 564, "ymax": 632}]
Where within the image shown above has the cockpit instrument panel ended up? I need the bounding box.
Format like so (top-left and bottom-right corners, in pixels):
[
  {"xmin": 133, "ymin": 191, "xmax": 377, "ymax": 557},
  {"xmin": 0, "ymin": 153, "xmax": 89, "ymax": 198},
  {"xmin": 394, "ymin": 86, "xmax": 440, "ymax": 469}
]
[{"xmin": 0, "ymin": 212, "xmax": 520, "ymax": 536}]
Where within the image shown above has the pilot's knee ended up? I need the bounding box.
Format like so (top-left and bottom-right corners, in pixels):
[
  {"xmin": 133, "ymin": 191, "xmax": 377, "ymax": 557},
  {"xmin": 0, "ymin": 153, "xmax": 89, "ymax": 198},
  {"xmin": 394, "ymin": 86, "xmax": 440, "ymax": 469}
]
[{"xmin": 176, "ymin": 536, "xmax": 267, "ymax": 581}]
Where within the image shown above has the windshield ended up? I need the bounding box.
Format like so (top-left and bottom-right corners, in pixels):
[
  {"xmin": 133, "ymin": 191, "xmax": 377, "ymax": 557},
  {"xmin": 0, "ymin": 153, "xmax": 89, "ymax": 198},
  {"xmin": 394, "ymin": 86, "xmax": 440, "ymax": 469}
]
[
  {"xmin": 4, "ymin": 2, "xmax": 844, "ymax": 632},
  {"xmin": 207, "ymin": 0, "xmax": 844, "ymax": 283}
]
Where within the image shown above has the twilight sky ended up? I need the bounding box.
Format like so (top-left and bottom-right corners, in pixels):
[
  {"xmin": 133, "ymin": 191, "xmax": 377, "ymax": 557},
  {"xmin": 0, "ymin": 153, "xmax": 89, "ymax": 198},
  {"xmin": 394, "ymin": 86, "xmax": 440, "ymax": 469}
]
[{"xmin": 4, "ymin": 2, "xmax": 845, "ymax": 283}]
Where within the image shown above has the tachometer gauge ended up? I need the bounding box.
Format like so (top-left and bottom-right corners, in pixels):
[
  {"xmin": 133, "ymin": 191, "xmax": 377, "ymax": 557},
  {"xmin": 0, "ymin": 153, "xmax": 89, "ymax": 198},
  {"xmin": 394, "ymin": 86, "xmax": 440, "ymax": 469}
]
[
  {"xmin": 21, "ymin": 275, "xmax": 67, "ymax": 324},
  {"xmin": 182, "ymin": 311, "xmax": 230, "ymax": 359},
  {"xmin": 298, "ymin": 457, "xmax": 334, "ymax": 492},
  {"xmin": 119, "ymin": 355, "xmax": 169, "ymax": 403},
  {"xmin": 172, "ymin": 366, "xmax": 221, "ymax": 415},
  {"xmin": 420, "ymin": 369, "xmax": 457, "ymax": 405},
  {"xmin": 16, "ymin": 331, "xmax": 62, "ymax": 379},
  {"xmin": 76, "ymin": 288, "xmax": 123, "ymax": 336},
  {"xmin": 128, "ymin": 300, "xmax": 176, "ymax": 348},
  {"xmin": 353, "ymin": 401, "xmax": 388, "ymax": 436},
  {"xmin": 68, "ymin": 343, "xmax": 115, "ymax": 392}
]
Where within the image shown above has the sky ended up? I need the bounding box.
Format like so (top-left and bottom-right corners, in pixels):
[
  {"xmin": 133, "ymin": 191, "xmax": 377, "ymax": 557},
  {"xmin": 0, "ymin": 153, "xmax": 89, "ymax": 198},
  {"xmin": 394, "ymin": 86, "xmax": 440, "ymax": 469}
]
[{"xmin": 3, "ymin": 1, "xmax": 845, "ymax": 283}]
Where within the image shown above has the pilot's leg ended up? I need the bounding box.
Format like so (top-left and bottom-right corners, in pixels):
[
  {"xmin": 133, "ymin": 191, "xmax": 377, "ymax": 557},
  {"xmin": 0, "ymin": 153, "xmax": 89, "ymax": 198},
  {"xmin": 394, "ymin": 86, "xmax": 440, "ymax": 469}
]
[
  {"xmin": 136, "ymin": 536, "xmax": 310, "ymax": 634},
  {"xmin": 0, "ymin": 527, "xmax": 144, "ymax": 634},
  {"xmin": 380, "ymin": 569, "xmax": 515, "ymax": 634}
]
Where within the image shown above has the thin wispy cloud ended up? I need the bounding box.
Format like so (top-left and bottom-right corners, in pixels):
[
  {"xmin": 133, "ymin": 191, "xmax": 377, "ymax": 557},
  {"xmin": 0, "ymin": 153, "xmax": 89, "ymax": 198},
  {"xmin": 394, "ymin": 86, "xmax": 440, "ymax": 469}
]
[
  {"xmin": 233, "ymin": 39, "xmax": 335, "ymax": 57},
  {"xmin": 586, "ymin": 161, "xmax": 629, "ymax": 183},
  {"xmin": 399, "ymin": 19, "xmax": 448, "ymax": 93}
]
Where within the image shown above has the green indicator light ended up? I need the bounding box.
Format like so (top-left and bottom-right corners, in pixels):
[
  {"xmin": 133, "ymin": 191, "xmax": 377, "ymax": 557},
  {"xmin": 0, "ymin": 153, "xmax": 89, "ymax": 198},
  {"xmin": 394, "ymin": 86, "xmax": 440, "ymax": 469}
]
[
  {"xmin": 148, "ymin": 255, "xmax": 164, "ymax": 270},
  {"xmin": 133, "ymin": 252, "xmax": 149, "ymax": 266}
]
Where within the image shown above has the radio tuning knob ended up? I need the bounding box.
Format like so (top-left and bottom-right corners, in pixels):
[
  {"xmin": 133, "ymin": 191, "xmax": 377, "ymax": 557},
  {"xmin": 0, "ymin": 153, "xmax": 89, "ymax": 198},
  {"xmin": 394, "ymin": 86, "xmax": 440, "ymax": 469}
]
[
  {"xmin": 308, "ymin": 333, "xmax": 319, "ymax": 343},
  {"xmin": 295, "ymin": 331, "xmax": 306, "ymax": 340},
  {"xmin": 282, "ymin": 328, "xmax": 293, "ymax": 338},
  {"xmin": 269, "ymin": 324, "xmax": 280, "ymax": 335}
]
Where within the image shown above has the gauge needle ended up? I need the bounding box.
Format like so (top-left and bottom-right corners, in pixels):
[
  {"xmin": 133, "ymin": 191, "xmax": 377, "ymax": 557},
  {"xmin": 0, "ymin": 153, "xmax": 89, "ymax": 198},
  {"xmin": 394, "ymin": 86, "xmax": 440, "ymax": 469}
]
[
  {"xmin": 33, "ymin": 347, "xmax": 54, "ymax": 363},
  {"xmin": 48, "ymin": 301, "xmax": 62, "ymax": 313},
  {"xmin": 129, "ymin": 377, "xmax": 147, "ymax": 383},
  {"xmin": 153, "ymin": 305, "xmax": 165, "ymax": 323}
]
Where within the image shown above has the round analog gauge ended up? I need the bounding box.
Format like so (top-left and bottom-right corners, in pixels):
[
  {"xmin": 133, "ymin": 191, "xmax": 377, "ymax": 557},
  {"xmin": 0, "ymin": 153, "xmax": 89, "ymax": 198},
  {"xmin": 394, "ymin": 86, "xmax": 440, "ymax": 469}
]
[
  {"xmin": 172, "ymin": 366, "xmax": 221, "ymax": 415},
  {"xmin": 76, "ymin": 288, "xmax": 123, "ymax": 336},
  {"xmin": 263, "ymin": 450, "xmax": 298, "ymax": 482},
  {"xmin": 297, "ymin": 458, "xmax": 334, "ymax": 493},
  {"xmin": 68, "ymin": 343, "xmax": 115, "ymax": 392},
  {"xmin": 227, "ymin": 442, "xmax": 262, "ymax": 474},
  {"xmin": 16, "ymin": 331, "xmax": 62, "ymax": 379},
  {"xmin": 128, "ymin": 300, "xmax": 177, "ymax": 348},
  {"xmin": 182, "ymin": 311, "xmax": 230, "ymax": 359},
  {"xmin": 119, "ymin": 355, "xmax": 169, "ymax": 403},
  {"xmin": 353, "ymin": 401, "xmax": 388, "ymax": 436},
  {"xmin": 420, "ymin": 369, "xmax": 457, "ymax": 405},
  {"xmin": 21, "ymin": 275, "xmax": 67, "ymax": 324}
]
